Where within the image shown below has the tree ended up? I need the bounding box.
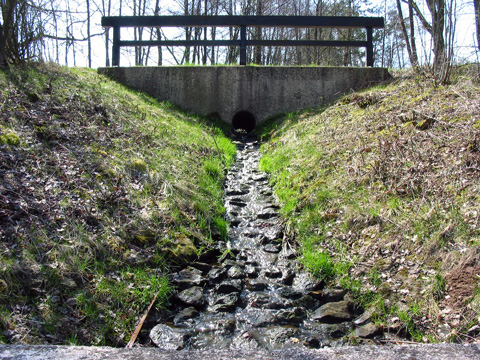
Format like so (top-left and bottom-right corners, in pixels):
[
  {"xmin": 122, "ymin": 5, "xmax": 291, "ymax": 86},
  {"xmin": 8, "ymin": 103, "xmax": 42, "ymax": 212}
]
[
  {"xmin": 0, "ymin": 0, "xmax": 17, "ymax": 67},
  {"xmin": 474, "ymin": 0, "xmax": 480, "ymax": 52}
]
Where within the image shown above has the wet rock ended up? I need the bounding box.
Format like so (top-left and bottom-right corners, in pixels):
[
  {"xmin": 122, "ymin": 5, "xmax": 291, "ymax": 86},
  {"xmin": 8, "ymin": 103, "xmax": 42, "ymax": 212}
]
[
  {"xmin": 150, "ymin": 324, "xmax": 192, "ymax": 350},
  {"xmin": 292, "ymin": 272, "xmax": 324, "ymax": 293},
  {"xmin": 312, "ymin": 300, "xmax": 352, "ymax": 323},
  {"xmin": 231, "ymin": 331, "xmax": 261, "ymax": 350},
  {"xmin": 263, "ymin": 327, "xmax": 303, "ymax": 350},
  {"xmin": 279, "ymin": 287, "xmax": 303, "ymax": 300},
  {"xmin": 292, "ymin": 294, "xmax": 320, "ymax": 309},
  {"xmin": 229, "ymin": 199, "xmax": 247, "ymax": 207},
  {"xmin": 237, "ymin": 309, "xmax": 276, "ymax": 327},
  {"xmin": 177, "ymin": 286, "xmax": 205, "ymax": 309},
  {"xmin": 257, "ymin": 210, "xmax": 277, "ymax": 220},
  {"xmin": 216, "ymin": 279, "xmax": 242, "ymax": 294},
  {"xmin": 191, "ymin": 262, "xmax": 213, "ymax": 274},
  {"xmin": 210, "ymin": 293, "xmax": 239, "ymax": 312},
  {"xmin": 279, "ymin": 269, "xmax": 295, "ymax": 285},
  {"xmin": 207, "ymin": 267, "xmax": 227, "ymax": 284},
  {"xmin": 354, "ymin": 322, "xmax": 381, "ymax": 338},
  {"xmin": 264, "ymin": 268, "xmax": 283, "ymax": 279},
  {"xmin": 304, "ymin": 337, "xmax": 321, "ymax": 348},
  {"xmin": 246, "ymin": 279, "xmax": 267, "ymax": 291},
  {"xmin": 264, "ymin": 243, "xmax": 281, "ymax": 253},
  {"xmin": 173, "ymin": 307, "xmax": 199, "ymax": 325},
  {"xmin": 320, "ymin": 288, "xmax": 347, "ymax": 303},
  {"xmin": 276, "ymin": 307, "xmax": 307, "ymax": 325},
  {"xmin": 227, "ymin": 265, "xmax": 245, "ymax": 279},
  {"xmin": 172, "ymin": 267, "xmax": 206, "ymax": 290},
  {"xmin": 245, "ymin": 265, "xmax": 259, "ymax": 278},
  {"xmin": 226, "ymin": 189, "xmax": 249, "ymax": 196}
]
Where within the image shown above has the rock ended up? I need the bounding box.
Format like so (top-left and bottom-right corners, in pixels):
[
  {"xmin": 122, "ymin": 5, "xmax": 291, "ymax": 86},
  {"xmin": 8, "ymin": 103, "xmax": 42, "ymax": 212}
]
[
  {"xmin": 276, "ymin": 307, "xmax": 307, "ymax": 325},
  {"xmin": 227, "ymin": 265, "xmax": 245, "ymax": 279},
  {"xmin": 216, "ymin": 280, "xmax": 242, "ymax": 294},
  {"xmin": 264, "ymin": 243, "xmax": 281, "ymax": 253},
  {"xmin": 320, "ymin": 288, "xmax": 347, "ymax": 302},
  {"xmin": 173, "ymin": 307, "xmax": 199, "ymax": 325},
  {"xmin": 354, "ymin": 322, "xmax": 381, "ymax": 338},
  {"xmin": 231, "ymin": 332, "xmax": 261, "ymax": 350},
  {"xmin": 264, "ymin": 268, "xmax": 283, "ymax": 279},
  {"xmin": 177, "ymin": 286, "xmax": 205, "ymax": 308},
  {"xmin": 191, "ymin": 262, "xmax": 213, "ymax": 274},
  {"xmin": 149, "ymin": 324, "xmax": 191, "ymax": 350},
  {"xmin": 354, "ymin": 307, "xmax": 377, "ymax": 326},
  {"xmin": 292, "ymin": 272, "xmax": 323, "ymax": 293},
  {"xmin": 198, "ymin": 247, "xmax": 222, "ymax": 263},
  {"xmin": 245, "ymin": 265, "xmax": 259, "ymax": 278},
  {"xmin": 207, "ymin": 267, "xmax": 227, "ymax": 284},
  {"xmin": 172, "ymin": 267, "xmax": 206, "ymax": 290},
  {"xmin": 304, "ymin": 337, "xmax": 321, "ymax": 348},
  {"xmin": 263, "ymin": 326, "xmax": 302, "ymax": 350},
  {"xmin": 279, "ymin": 287, "xmax": 303, "ymax": 300},
  {"xmin": 246, "ymin": 279, "xmax": 267, "ymax": 291},
  {"xmin": 210, "ymin": 293, "xmax": 239, "ymax": 312},
  {"xmin": 257, "ymin": 210, "xmax": 277, "ymax": 220},
  {"xmin": 312, "ymin": 300, "xmax": 352, "ymax": 323}
]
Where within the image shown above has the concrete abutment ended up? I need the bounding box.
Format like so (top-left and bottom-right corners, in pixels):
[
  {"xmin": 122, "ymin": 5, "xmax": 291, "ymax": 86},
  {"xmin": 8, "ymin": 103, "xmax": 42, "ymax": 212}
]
[{"xmin": 98, "ymin": 66, "xmax": 390, "ymax": 128}]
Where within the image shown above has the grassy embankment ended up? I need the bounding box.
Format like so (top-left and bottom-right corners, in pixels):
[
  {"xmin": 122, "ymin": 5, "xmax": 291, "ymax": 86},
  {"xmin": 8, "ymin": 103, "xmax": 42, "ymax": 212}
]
[
  {"xmin": 258, "ymin": 68, "xmax": 480, "ymax": 343},
  {"xmin": 0, "ymin": 62, "xmax": 235, "ymax": 345}
]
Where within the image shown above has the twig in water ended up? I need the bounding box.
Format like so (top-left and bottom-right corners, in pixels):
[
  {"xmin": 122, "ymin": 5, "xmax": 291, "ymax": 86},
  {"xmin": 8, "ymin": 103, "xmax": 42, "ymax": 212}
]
[{"xmin": 126, "ymin": 290, "xmax": 160, "ymax": 348}]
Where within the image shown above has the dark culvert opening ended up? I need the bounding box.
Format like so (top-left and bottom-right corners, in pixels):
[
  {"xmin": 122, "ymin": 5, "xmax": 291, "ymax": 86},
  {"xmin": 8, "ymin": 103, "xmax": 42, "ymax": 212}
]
[{"xmin": 232, "ymin": 110, "xmax": 256, "ymax": 133}]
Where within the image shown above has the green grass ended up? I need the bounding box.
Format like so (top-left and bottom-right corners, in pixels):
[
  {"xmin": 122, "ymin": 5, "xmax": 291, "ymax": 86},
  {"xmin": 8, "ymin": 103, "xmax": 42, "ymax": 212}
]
[
  {"xmin": 257, "ymin": 68, "xmax": 480, "ymax": 342},
  {"xmin": 0, "ymin": 62, "xmax": 235, "ymax": 345}
]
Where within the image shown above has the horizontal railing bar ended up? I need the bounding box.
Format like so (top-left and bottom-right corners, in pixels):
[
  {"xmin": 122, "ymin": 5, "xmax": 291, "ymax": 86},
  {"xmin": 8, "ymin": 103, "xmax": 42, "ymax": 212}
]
[
  {"xmin": 119, "ymin": 39, "xmax": 368, "ymax": 47},
  {"xmin": 102, "ymin": 15, "xmax": 384, "ymax": 29}
]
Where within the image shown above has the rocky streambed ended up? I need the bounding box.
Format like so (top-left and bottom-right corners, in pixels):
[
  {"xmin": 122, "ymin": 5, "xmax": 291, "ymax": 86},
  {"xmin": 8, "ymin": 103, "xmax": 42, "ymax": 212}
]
[{"xmin": 148, "ymin": 135, "xmax": 383, "ymax": 350}]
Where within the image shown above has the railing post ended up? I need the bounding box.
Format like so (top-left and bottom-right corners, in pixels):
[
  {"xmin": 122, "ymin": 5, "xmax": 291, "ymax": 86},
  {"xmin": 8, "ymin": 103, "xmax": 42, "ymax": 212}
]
[
  {"xmin": 366, "ymin": 26, "xmax": 373, "ymax": 67},
  {"xmin": 240, "ymin": 25, "xmax": 247, "ymax": 65},
  {"xmin": 113, "ymin": 26, "xmax": 120, "ymax": 66}
]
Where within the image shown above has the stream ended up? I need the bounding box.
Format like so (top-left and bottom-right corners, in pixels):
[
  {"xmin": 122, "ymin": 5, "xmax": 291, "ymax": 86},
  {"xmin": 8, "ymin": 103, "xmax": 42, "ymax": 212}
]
[{"xmin": 148, "ymin": 135, "xmax": 379, "ymax": 350}]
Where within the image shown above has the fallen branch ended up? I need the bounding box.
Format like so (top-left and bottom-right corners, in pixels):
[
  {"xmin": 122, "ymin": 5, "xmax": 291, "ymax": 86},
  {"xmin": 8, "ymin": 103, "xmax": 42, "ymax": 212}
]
[{"xmin": 126, "ymin": 290, "xmax": 160, "ymax": 348}]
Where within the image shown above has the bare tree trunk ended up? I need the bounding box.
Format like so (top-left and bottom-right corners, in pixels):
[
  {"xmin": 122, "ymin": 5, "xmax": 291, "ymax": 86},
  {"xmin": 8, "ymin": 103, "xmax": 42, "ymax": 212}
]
[
  {"xmin": 87, "ymin": 0, "xmax": 92, "ymax": 67},
  {"xmin": 474, "ymin": 0, "xmax": 480, "ymax": 52},
  {"xmin": 396, "ymin": 0, "xmax": 416, "ymax": 67},
  {"xmin": 254, "ymin": 0, "xmax": 262, "ymax": 64},
  {"xmin": 0, "ymin": 0, "xmax": 17, "ymax": 67}
]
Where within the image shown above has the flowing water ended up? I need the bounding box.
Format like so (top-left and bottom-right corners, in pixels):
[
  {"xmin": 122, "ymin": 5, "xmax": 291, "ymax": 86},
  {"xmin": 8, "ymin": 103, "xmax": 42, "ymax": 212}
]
[{"xmin": 148, "ymin": 135, "xmax": 375, "ymax": 350}]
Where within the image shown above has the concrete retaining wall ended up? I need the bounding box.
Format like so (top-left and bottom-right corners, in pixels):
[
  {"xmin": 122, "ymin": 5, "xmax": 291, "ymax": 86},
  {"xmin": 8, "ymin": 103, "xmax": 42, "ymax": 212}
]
[{"xmin": 98, "ymin": 66, "xmax": 390, "ymax": 125}]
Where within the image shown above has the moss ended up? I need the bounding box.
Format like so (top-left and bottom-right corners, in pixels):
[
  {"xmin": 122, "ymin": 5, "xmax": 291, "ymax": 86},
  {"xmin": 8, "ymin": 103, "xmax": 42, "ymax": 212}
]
[{"xmin": 0, "ymin": 132, "xmax": 20, "ymax": 146}]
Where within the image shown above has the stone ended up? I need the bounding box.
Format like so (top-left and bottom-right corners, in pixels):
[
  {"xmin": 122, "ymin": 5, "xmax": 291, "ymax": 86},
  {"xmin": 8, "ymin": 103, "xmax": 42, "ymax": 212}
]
[
  {"xmin": 279, "ymin": 287, "xmax": 303, "ymax": 300},
  {"xmin": 312, "ymin": 300, "xmax": 352, "ymax": 323},
  {"xmin": 321, "ymin": 288, "xmax": 347, "ymax": 303},
  {"xmin": 354, "ymin": 322, "xmax": 381, "ymax": 338},
  {"xmin": 210, "ymin": 293, "xmax": 239, "ymax": 312},
  {"xmin": 292, "ymin": 273, "xmax": 323, "ymax": 293},
  {"xmin": 245, "ymin": 279, "xmax": 267, "ymax": 291},
  {"xmin": 227, "ymin": 265, "xmax": 246, "ymax": 279},
  {"xmin": 263, "ymin": 326, "xmax": 302, "ymax": 350},
  {"xmin": 177, "ymin": 287, "xmax": 205, "ymax": 308},
  {"xmin": 173, "ymin": 307, "xmax": 199, "ymax": 325},
  {"xmin": 172, "ymin": 267, "xmax": 206, "ymax": 290},
  {"xmin": 216, "ymin": 280, "xmax": 242, "ymax": 294},
  {"xmin": 276, "ymin": 307, "xmax": 307, "ymax": 325},
  {"xmin": 264, "ymin": 243, "xmax": 281, "ymax": 253},
  {"xmin": 207, "ymin": 267, "xmax": 227, "ymax": 283},
  {"xmin": 149, "ymin": 324, "xmax": 191, "ymax": 350},
  {"xmin": 264, "ymin": 268, "xmax": 283, "ymax": 279},
  {"xmin": 354, "ymin": 307, "xmax": 376, "ymax": 326}
]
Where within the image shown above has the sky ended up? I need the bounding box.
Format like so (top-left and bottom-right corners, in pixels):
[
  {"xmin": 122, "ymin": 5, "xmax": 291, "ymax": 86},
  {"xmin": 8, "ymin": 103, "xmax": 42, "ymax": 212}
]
[{"xmin": 49, "ymin": 0, "xmax": 479, "ymax": 69}]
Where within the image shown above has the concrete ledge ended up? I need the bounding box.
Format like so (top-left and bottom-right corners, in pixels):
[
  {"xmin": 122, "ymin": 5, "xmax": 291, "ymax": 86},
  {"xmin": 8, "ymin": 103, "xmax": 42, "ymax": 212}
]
[
  {"xmin": 98, "ymin": 66, "xmax": 389, "ymax": 126},
  {"xmin": 2, "ymin": 344, "xmax": 480, "ymax": 360}
]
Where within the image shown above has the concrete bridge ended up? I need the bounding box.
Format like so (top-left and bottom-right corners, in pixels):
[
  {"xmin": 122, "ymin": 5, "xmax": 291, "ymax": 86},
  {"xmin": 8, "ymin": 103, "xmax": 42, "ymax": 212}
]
[{"xmin": 98, "ymin": 66, "xmax": 389, "ymax": 132}]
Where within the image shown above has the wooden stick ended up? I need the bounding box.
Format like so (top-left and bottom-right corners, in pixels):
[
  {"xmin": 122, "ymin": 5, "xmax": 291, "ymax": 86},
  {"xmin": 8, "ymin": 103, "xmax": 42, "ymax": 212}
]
[{"xmin": 126, "ymin": 290, "xmax": 160, "ymax": 348}]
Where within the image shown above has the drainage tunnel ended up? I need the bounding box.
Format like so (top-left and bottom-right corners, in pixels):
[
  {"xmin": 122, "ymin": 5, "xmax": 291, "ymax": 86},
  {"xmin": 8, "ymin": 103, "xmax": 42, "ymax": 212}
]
[{"xmin": 232, "ymin": 110, "xmax": 256, "ymax": 133}]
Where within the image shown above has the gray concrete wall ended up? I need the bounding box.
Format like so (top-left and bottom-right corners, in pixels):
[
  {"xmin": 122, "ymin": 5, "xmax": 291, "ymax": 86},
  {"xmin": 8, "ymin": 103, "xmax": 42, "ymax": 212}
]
[{"xmin": 98, "ymin": 66, "xmax": 389, "ymax": 125}]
